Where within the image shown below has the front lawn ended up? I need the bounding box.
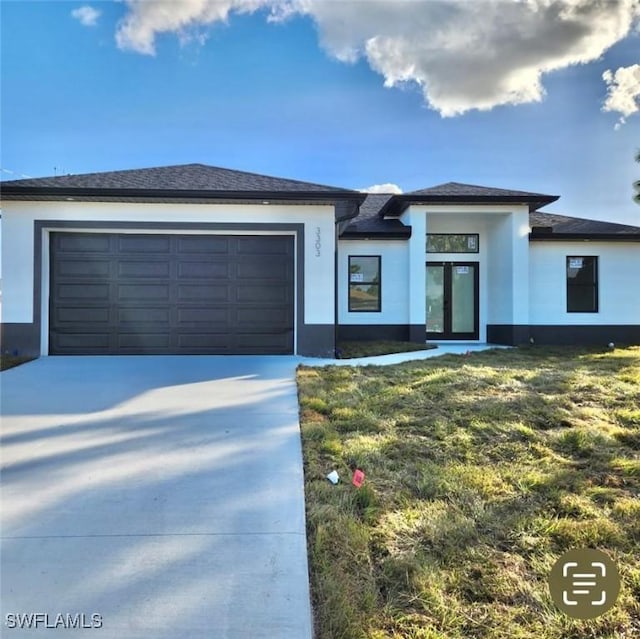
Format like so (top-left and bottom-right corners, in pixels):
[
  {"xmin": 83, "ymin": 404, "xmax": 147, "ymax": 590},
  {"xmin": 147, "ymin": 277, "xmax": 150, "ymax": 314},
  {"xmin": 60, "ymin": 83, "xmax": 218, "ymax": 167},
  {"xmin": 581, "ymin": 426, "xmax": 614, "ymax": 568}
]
[{"xmin": 298, "ymin": 346, "xmax": 640, "ymax": 638}]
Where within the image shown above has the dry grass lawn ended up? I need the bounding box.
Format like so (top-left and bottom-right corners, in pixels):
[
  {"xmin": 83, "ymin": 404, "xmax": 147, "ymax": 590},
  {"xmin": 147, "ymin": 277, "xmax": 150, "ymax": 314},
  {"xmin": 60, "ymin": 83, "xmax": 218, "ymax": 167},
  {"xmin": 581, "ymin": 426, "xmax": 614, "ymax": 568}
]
[{"xmin": 297, "ymin": 346, "xmax": 640, "ymax": 639}]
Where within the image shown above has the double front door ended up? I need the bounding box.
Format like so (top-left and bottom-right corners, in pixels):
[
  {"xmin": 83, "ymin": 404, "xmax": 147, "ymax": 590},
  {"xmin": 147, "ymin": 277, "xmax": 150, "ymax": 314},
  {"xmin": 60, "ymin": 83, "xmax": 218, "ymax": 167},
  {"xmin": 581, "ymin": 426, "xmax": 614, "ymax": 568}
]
[{"xmin": 426, "ymin": 262, "xmax": 479, "ymax": 340}]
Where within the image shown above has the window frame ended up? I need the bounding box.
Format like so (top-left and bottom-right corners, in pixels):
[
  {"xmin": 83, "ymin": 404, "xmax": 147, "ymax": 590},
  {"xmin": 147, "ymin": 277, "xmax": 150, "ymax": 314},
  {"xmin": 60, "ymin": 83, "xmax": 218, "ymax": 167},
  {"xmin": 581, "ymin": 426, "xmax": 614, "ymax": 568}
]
[
  {"xmin": 566, "ymin": 256, "xmax": 599, "ymax": 313},
  {"xmin": 348, "ymin": 255, "xmax": 381, "ymax": 313},
  {"xmin": 426, "ymin": 233, "xmax": 479, "ymax": 254}
]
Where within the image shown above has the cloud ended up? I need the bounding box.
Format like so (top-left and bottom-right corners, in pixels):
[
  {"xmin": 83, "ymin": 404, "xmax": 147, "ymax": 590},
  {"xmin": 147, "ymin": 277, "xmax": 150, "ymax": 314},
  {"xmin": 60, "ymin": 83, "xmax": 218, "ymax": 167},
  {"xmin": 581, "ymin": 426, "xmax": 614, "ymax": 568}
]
[
  {"xmin": 116, "ymin": 0, "xmax": 272, "ymax": 55},
  {"xmin": 298, "ymin": 0, "xmax": 640, "ymax": 116},
  {"xmin": 114, "ymin": 0, "xmax": 640, "ymax": 117},
  {"xmin": 602, "ymin": 64, "xmax": 640, "ymax": 129},
  {"xmin": 360, "ymin": 183, "xmax": 403, "ymax": 194},
  {"xmin": 71, "ymin": 5, "xmax": 101, "ymax": 27}
]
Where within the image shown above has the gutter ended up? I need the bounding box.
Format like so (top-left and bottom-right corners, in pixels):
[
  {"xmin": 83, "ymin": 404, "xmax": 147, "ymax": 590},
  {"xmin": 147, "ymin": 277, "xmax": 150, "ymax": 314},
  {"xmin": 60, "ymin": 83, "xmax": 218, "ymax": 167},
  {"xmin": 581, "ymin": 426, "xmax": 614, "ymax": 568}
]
[
  {"xmin": 0, "ymin": 186, "xmax": 367, "ymax": 204},
  {"xmin": 529, "ymin": 233, "xmax": 640, "ymax": 242}
]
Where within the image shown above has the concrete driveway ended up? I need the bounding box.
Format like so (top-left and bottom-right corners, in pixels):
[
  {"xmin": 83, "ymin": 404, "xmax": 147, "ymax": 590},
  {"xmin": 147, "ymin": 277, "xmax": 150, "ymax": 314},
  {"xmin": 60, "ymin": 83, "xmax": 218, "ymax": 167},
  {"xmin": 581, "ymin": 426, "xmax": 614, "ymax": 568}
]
[{"xmin": 1, "ymin": 356, "xmax": 312, "ymax": 639}]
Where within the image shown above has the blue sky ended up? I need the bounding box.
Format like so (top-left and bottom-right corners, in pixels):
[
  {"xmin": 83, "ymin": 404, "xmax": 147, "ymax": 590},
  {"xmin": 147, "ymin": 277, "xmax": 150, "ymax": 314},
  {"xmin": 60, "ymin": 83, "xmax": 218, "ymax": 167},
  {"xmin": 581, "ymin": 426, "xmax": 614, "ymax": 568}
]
[{"xmin": 1, "ymin": 0, "xmax": 639, "ymax": 224}]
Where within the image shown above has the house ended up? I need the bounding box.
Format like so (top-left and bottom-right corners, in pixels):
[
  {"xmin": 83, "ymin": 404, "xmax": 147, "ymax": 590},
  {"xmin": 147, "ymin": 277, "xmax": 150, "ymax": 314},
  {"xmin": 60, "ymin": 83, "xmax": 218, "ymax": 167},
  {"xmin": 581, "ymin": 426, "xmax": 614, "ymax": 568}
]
[{"xmin": 1, "ymin": 163, "xmax": 638, "ymax": 358}]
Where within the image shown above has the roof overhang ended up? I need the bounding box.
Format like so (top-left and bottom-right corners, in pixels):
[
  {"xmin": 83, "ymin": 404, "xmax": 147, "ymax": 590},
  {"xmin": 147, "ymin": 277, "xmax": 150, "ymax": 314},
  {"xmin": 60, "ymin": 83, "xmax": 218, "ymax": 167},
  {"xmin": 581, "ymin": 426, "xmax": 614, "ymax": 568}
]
[
  {"xmin": 380, "ymin": 193, "xmax": 560, "ymax": 216},
  {"xmin": 529, "ymin": 232, "xmax": 640, "ymax": 242},
  {"xmin": 0, "ymin": 185, "xmax": 366, "ymax": 205},
  {"xmin": 339, "ymin": 229, "xmax": 412, "ymax": 240}
]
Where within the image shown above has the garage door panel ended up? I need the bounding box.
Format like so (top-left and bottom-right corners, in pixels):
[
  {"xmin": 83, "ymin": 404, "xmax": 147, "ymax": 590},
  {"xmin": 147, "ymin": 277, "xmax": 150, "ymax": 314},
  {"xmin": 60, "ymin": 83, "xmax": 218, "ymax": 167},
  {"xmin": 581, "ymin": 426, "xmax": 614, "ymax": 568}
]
[
  {"xmin": 118, "ymin": 260, "xmax": 171, "ymax": 278},
  {"xmin": 58, "ymin": 259, "xmax": 111, "ymax": 277},
  {"xmin": 54, "ymin": 333, "xmax": 111, "ymax": 350},
  {"xmin": 237, "ymin": 260, "xmax": 291, "ymax": 280},
  {"xmin": 177, "ymin": 261, "xmax": 230, "ymax": 279},
  {"xmin": 117, "ymin": 333, "xmax": 172, "ymax": 349},
  {"xmin": 236, "ymin": 307, "xmax": 289, "ymax": 324},
  {"xmin": 56, "ymin": 307, "xmax": 111, "ymax": 324},
  {"xmin": 117, "ymin": 284, "xmax": 171, "ymax": 301},
  {"xmin": 56, "ymin": 283, "xmax": 110, "ymax": 300},
  {"xmin": 177, "ymin": 284, "xmax": 230, "ymax": 301},
  {"xmin": 118, "ymin": 236, "xmax": 171, "ymax": 253},
  {"xmin": 177, "ymin": 236, "xmax": 229, "ymax": 254},
  {"xmin": 177, "ymin": 308, "xmax": 228, "ymax": 324},
  {"xmin": 50, "ymin": 233, "xmax": 294, "ymax": 355},
  {"xmin": 56, "ymin": 234, "xmax": 111, "ymax": 253},
  {"xmin": 235, "ymin": 285, "xmax": 291, "ymax": 303},
  {"xmin": 177, "ymin": 334, "xmax": 232, "ymax": 349},
  {"xmin": 236, "ymin": 333, "xmax": 292, "ymax": 350},
  {"xmin": 236, "ymin": 237, "xmax": 292, "ymax": 255},
  {"xmin": 118, "ymin": 307, "xmax": 171, "ymax": 324}
]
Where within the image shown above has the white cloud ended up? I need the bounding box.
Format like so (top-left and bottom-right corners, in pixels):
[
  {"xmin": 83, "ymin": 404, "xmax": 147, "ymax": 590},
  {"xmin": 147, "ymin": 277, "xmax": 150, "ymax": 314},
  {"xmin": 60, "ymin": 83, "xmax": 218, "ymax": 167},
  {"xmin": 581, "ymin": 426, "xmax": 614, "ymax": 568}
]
[
  {"xmin": 360, "ymin": 183, "xmax": 403, "ymax": 194},
  {"xmin": 113, "ymin": 0, "xmax": 640, "ymax": 117},
  {"xmin": 116, "ymin": 0, "xmax": 272, "ymax": 55},
  {"xmin": 602, "ymin": 64, "xmax": 640, "ymax": 129},
  {"xmin": 71, "ymin": 5, "xmax": 101, "ymax": 27},
  {"xmin": 298, "ymin": 0, "xmax": 640, "ymax": 117}
]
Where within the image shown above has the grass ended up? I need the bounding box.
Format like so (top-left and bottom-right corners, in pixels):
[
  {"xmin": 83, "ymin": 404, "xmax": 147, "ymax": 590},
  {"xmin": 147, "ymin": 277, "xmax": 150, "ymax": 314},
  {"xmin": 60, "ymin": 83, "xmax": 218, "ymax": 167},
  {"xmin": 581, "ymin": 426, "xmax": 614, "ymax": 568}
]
[
  {"xmin": 298, "ymin": 346, "xmax": 640, "ymax": 639},
  {"xmin": 0, "ymin": 355, "xmax": 35, "ymax": 371},
  {"xmin": 337, "ymin": 340, "xmax": 436, "ymax": 359}
]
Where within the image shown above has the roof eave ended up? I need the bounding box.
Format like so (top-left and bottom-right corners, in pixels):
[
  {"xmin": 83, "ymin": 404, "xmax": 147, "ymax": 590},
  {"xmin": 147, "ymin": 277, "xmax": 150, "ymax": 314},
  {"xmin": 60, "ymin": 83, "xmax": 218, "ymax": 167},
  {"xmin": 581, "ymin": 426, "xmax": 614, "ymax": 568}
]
[
  {"xmin": 339, "ymin": 233, "xmax": 411, "ymax": 240},
  {"xmin": 339, "ymin": 230, "xmax": 412, "ymax": 240},
  {"xmin": 529, "ymin": 232, "xmax": 640, "ymax": 241},
  {"xmin": 382, "ymin": 194, "xmax": 560, "ymax": 216},
  {"xmin": 0, "ymin": 186, "xmax": 366, "ymax": 204}
]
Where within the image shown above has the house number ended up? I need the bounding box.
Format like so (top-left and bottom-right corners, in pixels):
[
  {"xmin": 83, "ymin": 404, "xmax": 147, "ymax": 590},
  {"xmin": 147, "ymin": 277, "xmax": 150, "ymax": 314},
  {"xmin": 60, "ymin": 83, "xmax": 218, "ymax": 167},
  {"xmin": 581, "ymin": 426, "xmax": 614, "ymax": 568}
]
[{"xmin": 315, "ymin": 227, "xmax": 321, "ymax": 257}]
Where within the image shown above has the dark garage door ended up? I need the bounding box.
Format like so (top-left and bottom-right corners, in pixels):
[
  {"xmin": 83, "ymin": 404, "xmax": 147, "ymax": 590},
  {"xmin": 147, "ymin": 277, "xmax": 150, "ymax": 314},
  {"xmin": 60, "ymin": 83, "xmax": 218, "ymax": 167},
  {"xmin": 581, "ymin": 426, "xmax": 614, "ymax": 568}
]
[{"xmin": 49, "ymin": 233, "xmax": 295, "ymax": 354}]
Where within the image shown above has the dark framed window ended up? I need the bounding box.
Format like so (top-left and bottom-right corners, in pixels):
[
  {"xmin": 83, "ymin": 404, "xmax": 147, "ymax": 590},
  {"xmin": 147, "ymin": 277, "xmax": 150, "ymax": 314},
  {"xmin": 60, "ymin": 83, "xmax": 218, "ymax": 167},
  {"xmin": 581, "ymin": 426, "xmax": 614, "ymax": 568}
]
[
  {"xmin": 349, "ymin": 256, "xmax": 381, "ymax": 312},
  {"xmin": 426, "ymin": 234, "xmax": 479, "ymax": 253},
  {"xmin": 567, "ymin": 256, "xmax": 598, "ymax": 312}
]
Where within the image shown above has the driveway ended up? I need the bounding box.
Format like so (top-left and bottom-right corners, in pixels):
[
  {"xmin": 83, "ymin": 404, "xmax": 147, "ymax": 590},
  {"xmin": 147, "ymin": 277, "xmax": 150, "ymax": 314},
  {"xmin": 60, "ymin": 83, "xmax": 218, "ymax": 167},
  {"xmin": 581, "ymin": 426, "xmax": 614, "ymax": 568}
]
[{"xmin": 1, "ymin": 356, "xmax": 312, "ymax": 639}]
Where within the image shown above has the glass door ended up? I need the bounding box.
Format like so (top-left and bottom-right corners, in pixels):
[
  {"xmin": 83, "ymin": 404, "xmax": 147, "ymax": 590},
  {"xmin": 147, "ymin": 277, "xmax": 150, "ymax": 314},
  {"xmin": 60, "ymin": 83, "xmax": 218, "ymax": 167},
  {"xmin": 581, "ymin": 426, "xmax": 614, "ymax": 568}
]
[{"xmin": 426, "ymin": 262, "xmax": 479, "ymax": 339}]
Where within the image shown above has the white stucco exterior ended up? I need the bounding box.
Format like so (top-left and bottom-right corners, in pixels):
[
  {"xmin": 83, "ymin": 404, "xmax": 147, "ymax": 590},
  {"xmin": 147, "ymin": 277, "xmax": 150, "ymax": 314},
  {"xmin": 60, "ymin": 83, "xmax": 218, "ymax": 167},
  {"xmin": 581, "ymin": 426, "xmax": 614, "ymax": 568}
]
[
  {"xmin": 529, "ymin": 241, "xmax": 640, "ymax": 325},
  {"xmin": 1, "ymin": 200, "xmax": 336, "ymax": 327},
  {"xmin": 338, "ymin": 239, "xmax": 409, "ymax": 325},
  {"xmin": 399, "ymin": 204, "xmax": 531, "ymax": 342},
  {"xmin": 2, "ymin": 193, "xmax": 639, "ymax": 355}
]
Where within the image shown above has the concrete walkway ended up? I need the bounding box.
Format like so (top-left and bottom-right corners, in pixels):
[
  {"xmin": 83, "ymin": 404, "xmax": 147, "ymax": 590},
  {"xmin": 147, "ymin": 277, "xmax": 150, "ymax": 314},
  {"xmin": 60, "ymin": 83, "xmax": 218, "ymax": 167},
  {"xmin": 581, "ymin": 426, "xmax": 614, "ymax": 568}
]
[
  {"xmin": 299, "ymin": 342, "xmax": 508, "ymax": 367},
  {"xmin": 1, "ymin": 356, "xmax": 312, "ymax": 639}
]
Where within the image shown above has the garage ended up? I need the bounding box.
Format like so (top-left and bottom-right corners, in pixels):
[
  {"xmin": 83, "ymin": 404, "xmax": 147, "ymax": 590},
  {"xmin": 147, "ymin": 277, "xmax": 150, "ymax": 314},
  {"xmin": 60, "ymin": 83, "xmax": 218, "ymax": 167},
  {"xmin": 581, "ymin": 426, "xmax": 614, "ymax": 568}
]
[{"xmin": 49, "ymin": 232, "xmax": 295, "ymax": 355}]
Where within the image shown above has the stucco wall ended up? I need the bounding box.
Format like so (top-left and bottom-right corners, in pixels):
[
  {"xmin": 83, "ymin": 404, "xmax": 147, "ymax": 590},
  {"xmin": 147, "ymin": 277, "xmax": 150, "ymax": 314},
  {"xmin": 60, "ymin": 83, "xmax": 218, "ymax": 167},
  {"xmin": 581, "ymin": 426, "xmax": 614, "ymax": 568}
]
[
  {"xmin": 529, "ymin": 240, "xmax": 640, "ymax": 325},
  {"xmin": 1, "ymin": 200, "xmax": 337, "ymax": 356},
  {"xmin": 401, "ymin": 204, "xmax": 530, "ymax": 342},
  {"xmin": 338, "ymin": 239, "xmax": 409, "ymax": 325}
]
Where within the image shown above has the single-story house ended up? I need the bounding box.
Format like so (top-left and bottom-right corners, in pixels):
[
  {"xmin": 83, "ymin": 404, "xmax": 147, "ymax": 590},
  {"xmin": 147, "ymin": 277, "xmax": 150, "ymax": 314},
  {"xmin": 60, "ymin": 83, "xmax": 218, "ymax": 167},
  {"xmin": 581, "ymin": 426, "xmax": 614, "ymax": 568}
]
[{"xmin": 1, "ymin": 163, "xmax": 638, "ymax": 357}]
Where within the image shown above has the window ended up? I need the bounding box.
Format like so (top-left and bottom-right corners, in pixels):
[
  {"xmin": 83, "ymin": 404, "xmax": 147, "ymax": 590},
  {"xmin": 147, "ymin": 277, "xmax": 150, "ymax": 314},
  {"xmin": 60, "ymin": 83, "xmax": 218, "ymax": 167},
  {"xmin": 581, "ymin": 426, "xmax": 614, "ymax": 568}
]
[
  {"xmin": 426, "ymin": 234, "xmax": 479, "ymax": 253},
  {"xmin": 567, "ymin": 256, "xmax": 598, "ymax": 312},
  {"xmin": 349, "ymin": 256, "xmax": 381, "ymax": 312}
]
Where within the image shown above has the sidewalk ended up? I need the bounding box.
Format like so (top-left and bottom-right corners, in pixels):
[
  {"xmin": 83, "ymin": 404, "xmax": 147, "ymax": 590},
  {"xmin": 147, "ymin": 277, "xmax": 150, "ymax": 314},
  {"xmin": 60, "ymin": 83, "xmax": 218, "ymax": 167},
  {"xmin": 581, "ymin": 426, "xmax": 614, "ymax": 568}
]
[{"xmin": 299, "ymin": 343, "xmax": 509, "ymax": 367}]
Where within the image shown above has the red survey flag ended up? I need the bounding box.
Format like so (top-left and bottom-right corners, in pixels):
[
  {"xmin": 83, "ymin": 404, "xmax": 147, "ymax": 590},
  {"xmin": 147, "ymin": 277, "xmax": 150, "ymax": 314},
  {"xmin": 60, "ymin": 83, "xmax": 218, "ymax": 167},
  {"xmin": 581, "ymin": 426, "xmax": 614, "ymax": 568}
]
[{"xmin": 352, "ymin": 469, "xmax": 365, "ymax": 488}]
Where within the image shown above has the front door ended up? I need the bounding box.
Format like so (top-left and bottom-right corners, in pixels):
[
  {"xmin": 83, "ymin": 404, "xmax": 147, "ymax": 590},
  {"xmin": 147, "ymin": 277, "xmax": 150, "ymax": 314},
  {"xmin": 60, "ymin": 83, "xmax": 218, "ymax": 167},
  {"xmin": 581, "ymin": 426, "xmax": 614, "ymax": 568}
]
[{"xmin": 426, "ymin": 262, "xmax": 479, "ymax": 340}]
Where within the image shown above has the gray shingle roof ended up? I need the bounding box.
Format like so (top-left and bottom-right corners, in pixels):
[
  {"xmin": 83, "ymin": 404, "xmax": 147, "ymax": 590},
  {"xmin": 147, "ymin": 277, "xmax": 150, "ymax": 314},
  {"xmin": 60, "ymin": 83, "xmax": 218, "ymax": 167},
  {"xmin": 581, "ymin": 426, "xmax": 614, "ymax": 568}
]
[
  {"xmin": 408, "ymin": 181, "xmax": 556, "ymax": 199},
  {"xmin": 379, "ymin": 181, "xmax": 559, "ymax": 215},
  {"xmin": 341, "ymin": 195, "xmax": 640, "ymax": 240},
  {"xmin": 0, "ymin": 163, "xmax": 359, "ymax": 196},
  {"xmin": 341, "ymin": 194, "xmax": 411, "ymax": 238},
  {"xmin": 530, "ymin": 211, "xmax": 640, "ymax": 238}
]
